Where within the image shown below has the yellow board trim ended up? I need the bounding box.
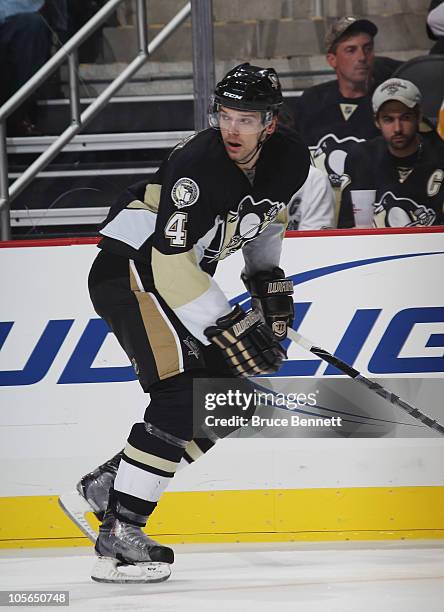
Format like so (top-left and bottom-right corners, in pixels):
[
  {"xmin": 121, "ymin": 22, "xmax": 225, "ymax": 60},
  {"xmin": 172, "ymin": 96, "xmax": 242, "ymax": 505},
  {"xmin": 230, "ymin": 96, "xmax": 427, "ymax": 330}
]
[{"xmin": 1, "ymin": 487, "xmax": 443, "ymax": 549}]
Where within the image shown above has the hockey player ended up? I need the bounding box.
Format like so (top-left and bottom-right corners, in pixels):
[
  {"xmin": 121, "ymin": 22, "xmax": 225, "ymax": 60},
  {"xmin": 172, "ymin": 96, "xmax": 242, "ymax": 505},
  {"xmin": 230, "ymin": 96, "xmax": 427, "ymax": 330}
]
[
  {"xmin": 338, "ymin": 78, "xmax": 444, "ymax": 227},
  {"xmin": 59, "ymin": 63, "xmax": 310, "ymax": 583},
  {"xmin": 294, "ymin": 16, "xmax": 400, "ymax": 189}
]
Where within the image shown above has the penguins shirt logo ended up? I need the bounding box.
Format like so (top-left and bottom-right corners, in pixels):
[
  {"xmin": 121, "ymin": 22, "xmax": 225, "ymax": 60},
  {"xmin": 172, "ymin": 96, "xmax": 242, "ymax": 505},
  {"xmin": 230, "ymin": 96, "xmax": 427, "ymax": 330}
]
[
  {"xmin": 374, "ymin": 191, "xmax": 436, "ymax": 227},
  {"xmin": 310, "ymin": 133, "xmax": 364, "ymax": 188},
  {"xmin": 340, "ymin": 103, "xmax": 358, "ymax": 121}
]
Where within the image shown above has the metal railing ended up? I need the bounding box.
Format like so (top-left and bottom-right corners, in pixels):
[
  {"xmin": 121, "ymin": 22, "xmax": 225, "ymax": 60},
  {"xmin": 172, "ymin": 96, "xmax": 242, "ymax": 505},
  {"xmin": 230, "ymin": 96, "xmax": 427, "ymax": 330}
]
[{"xmin": 0, "ymin": 0, "xmax": 191, "ymax": 240}]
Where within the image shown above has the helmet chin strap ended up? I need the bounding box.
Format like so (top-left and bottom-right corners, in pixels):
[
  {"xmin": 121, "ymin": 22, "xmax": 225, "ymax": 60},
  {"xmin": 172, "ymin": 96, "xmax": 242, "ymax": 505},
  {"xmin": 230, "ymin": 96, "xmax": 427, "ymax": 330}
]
[{"xmin": 235, "ymin": 126, "xmax": 271, "ymax": 167}]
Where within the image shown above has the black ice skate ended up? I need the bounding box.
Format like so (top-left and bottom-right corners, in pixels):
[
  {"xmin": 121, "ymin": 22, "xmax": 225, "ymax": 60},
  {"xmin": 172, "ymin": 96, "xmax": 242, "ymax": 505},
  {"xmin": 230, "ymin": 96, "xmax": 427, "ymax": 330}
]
[
  {"xmin": 91, "ymin": 495, "xmax": 174, "ymax": 583},
  {"xmin": 58, "ymin": 451, "xmax": 122, "ymax": 542}
]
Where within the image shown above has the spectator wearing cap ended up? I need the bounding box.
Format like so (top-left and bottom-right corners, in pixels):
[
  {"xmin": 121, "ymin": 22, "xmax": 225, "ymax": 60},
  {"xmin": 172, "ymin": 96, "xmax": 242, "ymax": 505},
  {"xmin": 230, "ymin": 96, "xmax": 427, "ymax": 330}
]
[
  {"xmin": 293, "ymin": 16, "xmax": 401, "ymax": 197},
  {"xmin": 338, "ymin": 78, "xmax": 444, "ymax": 228}
]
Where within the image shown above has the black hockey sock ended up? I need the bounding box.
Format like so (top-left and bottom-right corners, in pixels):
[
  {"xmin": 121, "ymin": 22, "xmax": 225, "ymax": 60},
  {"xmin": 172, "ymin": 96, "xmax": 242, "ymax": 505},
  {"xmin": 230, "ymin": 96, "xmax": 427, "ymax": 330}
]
[{"xmin": 106, "ymin": 488, "xmax": 156, "ymax": 526}]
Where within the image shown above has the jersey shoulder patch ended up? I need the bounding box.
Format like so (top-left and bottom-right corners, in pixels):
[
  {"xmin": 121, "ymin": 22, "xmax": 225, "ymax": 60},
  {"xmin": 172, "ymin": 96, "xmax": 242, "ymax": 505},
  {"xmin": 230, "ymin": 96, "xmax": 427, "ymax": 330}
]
[{"xmin": 171, "ymin": 177, "xmax": 200, "ymax": 209}]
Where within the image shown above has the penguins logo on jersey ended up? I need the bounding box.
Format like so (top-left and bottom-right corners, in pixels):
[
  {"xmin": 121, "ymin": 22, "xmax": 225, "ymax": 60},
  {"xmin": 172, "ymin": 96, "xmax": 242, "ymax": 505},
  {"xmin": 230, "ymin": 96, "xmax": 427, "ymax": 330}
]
[
  {"xmin": 208, "ymin": 195, "xmax": 286, "ymax": 261},
  {"xmin": 374, "ymin": 191, "xmax": 436, "ymax": 227},
  {"xmin": 171, "ymin": 177, "xmax": 200, "ymax": 209},
  {"xmin": 310, "ymin": 134, "xmax": 364, "ymax": 188}
]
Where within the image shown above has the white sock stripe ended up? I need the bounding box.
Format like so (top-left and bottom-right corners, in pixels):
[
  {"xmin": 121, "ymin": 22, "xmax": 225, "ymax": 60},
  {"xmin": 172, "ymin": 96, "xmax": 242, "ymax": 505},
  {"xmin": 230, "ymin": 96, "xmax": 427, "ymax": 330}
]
[{"xmin": 114, "ymin": 459, "xmax": 172, "ymax": 502}]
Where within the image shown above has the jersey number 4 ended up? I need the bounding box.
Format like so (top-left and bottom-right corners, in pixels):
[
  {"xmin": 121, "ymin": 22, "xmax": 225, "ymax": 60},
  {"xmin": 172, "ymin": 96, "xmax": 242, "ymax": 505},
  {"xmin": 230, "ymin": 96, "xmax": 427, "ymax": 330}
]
[{"xmin": 164, "ymin": 211, "xmax": 188, "ymax": 247}]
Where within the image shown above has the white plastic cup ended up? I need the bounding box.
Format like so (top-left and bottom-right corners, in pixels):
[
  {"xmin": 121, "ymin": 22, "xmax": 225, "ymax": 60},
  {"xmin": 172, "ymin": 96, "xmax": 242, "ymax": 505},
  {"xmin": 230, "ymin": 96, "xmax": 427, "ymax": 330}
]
[{"xmin": 351, "ymin": 190, "xmax": 376, "ymax": 228}]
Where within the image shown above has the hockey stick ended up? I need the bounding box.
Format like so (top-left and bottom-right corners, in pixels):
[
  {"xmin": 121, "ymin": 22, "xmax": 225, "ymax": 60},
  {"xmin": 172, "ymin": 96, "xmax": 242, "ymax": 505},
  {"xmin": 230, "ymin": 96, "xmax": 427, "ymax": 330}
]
[{"xmin": 286, "ymin": 327, "xmax": 444, "ymax": 436}]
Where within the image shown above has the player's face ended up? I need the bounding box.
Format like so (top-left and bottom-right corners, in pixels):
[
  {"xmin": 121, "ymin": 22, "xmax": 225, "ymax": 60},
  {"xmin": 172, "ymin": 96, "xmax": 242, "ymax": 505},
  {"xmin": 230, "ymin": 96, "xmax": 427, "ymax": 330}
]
[
  {"xmin": 327, "ymin": 33, "xmax": 374, "ymax": 88},
  {"xmin": 376, "ymin": 100, "xmax": 420, "ymax": 156},
  {"xmin": 219, "ymin": 106, "xmax": 275, "ymax": 167}
]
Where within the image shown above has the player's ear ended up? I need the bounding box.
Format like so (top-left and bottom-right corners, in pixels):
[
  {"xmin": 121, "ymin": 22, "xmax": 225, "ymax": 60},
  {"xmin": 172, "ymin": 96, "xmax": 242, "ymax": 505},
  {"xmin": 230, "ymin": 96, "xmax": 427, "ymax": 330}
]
[
  {"xmin": 266, "ymin": 116, "xmax": 278, "ymax": 135},
  {"xmin": 374, "ymin": 113, "xmax": 381, "ymax": 130}
]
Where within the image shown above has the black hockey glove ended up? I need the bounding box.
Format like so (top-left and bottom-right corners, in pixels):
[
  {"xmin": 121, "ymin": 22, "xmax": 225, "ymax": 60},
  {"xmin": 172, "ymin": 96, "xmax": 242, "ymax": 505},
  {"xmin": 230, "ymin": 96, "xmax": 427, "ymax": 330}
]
[
  {"xmin": 242, "ymin": 267, "xmax": 294, "ymax": 340},
  {"xmin": 204, "ymin": 305, "xmax": 286, "ymax": 377}
]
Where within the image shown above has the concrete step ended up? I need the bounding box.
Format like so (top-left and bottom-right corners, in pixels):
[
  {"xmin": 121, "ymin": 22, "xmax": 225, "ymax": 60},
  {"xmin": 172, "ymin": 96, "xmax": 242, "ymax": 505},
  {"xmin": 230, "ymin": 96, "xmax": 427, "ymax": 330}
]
[
  {"xmin": 36, "ymin": 95, "xmax": 195, "ymax": 134},
  {"xmin": 33, "ymin": 88, "xmax": 304, "ymax": 134},
  {"xmin": 99, "ymin": 9, "xmax": 432, "ymax": 63},
  {"xmin": 120, "ymin": 0, "xmax": 431, "ymax": 24},
  {"xmin": 65, "ymin": 49, "xmax": 426, "ymax": 98}
]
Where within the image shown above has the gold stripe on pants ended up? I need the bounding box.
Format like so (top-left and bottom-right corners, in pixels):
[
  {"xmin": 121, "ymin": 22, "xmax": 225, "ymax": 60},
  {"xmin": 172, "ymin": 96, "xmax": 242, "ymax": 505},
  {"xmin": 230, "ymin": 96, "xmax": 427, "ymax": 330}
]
[{"xmin": 129, "ymin": 265, "xmax": 181, "ymax": 380}]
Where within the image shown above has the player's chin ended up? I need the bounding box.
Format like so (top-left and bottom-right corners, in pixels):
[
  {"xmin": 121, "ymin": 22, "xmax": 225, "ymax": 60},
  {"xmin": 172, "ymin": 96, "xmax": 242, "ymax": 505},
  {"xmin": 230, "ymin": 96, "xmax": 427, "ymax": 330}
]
[{"xmin": 225, "ymin": 147, "xmax": 243, "ymax": 160}]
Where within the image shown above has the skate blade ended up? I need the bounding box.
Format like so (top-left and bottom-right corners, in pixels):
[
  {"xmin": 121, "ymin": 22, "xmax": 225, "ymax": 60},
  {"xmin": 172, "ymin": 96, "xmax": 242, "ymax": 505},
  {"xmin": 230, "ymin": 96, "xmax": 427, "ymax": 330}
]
[
  {"xmin": 91, "ymin": 556, "xmax": 171, "ymax": 583},
  {"xmin": 58, "ymin": 490, "xmax": 99, "ymax": 543}
]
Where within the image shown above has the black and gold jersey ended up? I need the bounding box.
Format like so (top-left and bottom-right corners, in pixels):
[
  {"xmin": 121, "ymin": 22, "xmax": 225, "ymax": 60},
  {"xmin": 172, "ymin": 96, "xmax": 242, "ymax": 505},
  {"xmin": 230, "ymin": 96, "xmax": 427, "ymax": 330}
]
[
  {"xmin": 98, "ymin": 126, "xmax": 310, "ymax": 343},
  {"xmin": 338, "ymin": 133, "xmax": 444, "ymax": 228},
  {"xmin": 294, "ymin": 80, "xmax": 380, "ymax": 188}
]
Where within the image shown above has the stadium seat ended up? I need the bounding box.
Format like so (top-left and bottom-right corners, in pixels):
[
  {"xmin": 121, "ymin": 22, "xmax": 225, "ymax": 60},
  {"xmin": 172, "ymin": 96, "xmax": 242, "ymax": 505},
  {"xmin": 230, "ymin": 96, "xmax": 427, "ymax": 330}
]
[{"xmin": 392, "ymin": 54, "xmax": 444, "ymax": 125}]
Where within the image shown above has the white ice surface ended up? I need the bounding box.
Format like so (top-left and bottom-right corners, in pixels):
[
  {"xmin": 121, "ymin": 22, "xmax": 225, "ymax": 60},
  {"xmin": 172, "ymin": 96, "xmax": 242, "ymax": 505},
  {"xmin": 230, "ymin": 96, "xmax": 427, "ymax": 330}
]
[{"xmin": 0, "ymin": 542, "xmax": 443, "ymax": 612}]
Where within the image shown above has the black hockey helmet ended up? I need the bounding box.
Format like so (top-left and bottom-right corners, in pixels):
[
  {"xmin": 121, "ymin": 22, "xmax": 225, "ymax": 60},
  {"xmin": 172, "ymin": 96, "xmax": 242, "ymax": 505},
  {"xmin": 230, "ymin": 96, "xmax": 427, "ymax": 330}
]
[{"xmin": 209, "ymin": 63, "xmax": 283, "ymax": 130}]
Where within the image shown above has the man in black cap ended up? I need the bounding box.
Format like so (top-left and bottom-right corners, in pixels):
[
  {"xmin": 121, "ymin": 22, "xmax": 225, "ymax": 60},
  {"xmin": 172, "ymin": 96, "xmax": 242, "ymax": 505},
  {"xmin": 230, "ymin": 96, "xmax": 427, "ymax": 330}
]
[
  {"xmin": 294, "ymin": 17, "xmax": 400, "ymax": 192},
  {"xmin": 324, "ymin": 17, "xmax": 378, "ymax": 97}
]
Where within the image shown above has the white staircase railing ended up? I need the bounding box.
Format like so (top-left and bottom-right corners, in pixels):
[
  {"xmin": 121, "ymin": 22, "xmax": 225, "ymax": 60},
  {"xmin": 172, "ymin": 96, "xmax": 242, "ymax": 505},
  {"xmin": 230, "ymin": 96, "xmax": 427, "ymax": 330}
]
[{"xmin": 0, "ymin": 0, "xmax": 192, "ymax": 240}]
